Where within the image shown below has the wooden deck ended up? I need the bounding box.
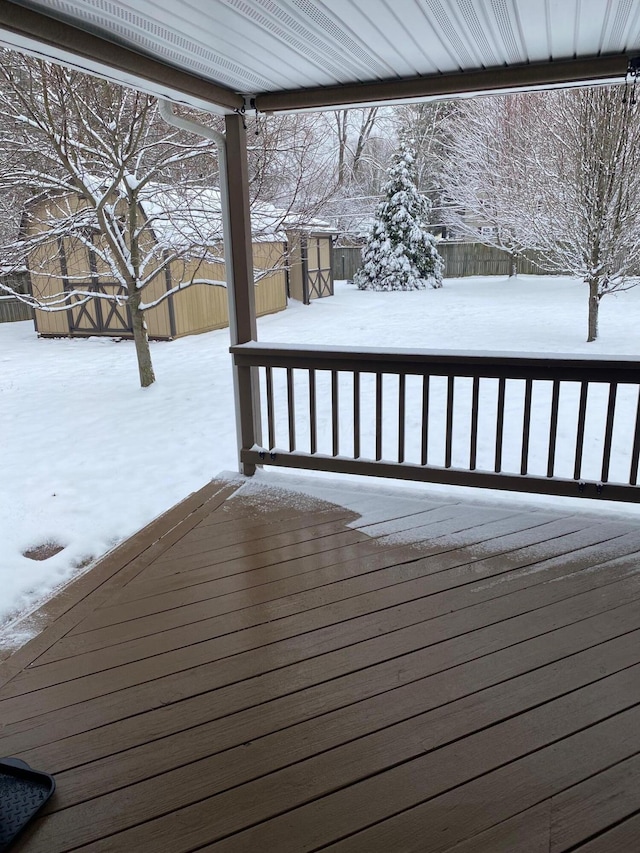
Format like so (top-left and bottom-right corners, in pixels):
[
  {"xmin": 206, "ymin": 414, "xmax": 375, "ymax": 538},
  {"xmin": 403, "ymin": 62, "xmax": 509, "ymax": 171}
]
[{"xmin": 2, "ymin": 477, "xmax": 640, "ymax": 852}]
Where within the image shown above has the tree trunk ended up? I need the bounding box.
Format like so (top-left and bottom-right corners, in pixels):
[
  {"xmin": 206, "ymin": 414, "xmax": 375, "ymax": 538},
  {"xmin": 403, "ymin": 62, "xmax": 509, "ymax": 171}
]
[
  {"xmin": 352, "ymin": 108, "xmax": 378, "ymax": 180},
  {"xmin": 129, "ymin": 284, "xmax": 156, "ymax": 387},
  {"xmin": 509, "ymin": 251, "xmax": 518, "ymax": 278},
  {"xmin": 336, "ymin": 111, "xmax": 348, "ymax": 187},
  {"xmin": 587, "ymin": 278, "xmax": 600, "ymax": 342},
  {"xmin": 127, "ymin": 192, "xmax": 155, "ymax": 387}
]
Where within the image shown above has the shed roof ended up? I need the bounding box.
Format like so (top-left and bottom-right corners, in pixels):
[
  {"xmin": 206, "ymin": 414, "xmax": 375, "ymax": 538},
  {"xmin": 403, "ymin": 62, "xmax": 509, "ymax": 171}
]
[
  {"xmin": 141, "ymin": 185, "xmax": 286, "ymax": 245},
  {"xmin": 140, "ymin": 185, "xmax": 335, "ymax": 246},
  {"xmin": 1, "ymin": 1, "xmax": 639, "ymax": 114},
  {"xmin": 28, "ymin": 180, "xmax": 334, "ymax": 245}
]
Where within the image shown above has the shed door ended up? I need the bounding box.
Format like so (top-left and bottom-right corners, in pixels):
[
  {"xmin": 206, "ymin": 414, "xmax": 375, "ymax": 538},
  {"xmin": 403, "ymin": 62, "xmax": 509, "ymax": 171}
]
[
  {"xmin": 68, "ymin": 283, "xmax": 132, "ymax": 335},
  {"xmin": 305, "ymin": 237, "xmax": 333, "ymax": 299}
]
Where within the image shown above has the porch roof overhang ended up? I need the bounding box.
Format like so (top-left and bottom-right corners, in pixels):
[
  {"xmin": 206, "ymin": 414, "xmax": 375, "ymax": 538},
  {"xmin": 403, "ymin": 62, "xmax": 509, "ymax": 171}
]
[{"xmin": 1, "ymin": 1, "xmax": 639, "ymax": 116}]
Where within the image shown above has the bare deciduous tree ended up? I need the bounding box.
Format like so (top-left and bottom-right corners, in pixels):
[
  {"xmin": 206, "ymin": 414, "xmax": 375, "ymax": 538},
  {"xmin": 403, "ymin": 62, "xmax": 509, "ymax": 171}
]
[
  {"xmin": 440, "ymin": 94, "xmax": 541, "ymax": 275},
  {"xmin": 394, "ymin": 101, "xmax": 454, "ymax": 226},
  {"xmin": 0, "ymin": 52, "xmax": 226, "ymax": 386},
  {"xmin": 0, "ymin": 52, "xmax": 335, "ymax": 386},
  {"xmin": 332, "ymin": 108, "xmax": 380, "ymax": 187},
  {"xmin": 525, "ymin": 85, "xmax": 640, "ymax": 341},
  {"xmin": 440, "ymin": 86, "xmax": 640, "ymax": 340},
  {"xmin": 320, "ymin": 108, "xmax": 393, "ymax": 239},
  {"xmin": 247, "ymin": 110, "xmax": 338, "ymax": 224}
]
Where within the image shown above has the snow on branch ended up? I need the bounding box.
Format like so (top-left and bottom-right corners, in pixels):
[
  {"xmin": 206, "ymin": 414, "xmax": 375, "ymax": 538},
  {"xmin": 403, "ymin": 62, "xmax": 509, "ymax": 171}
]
[{"xmin": 0, "ymin": 279, "xmax": 125, "ymax": 311}]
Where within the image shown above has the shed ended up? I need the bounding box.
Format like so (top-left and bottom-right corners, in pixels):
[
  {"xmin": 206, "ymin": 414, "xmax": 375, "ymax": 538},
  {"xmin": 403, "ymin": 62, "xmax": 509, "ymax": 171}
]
[
  {"xmin": 26, "ymin": 186, "xmax": 289, "ymax": 340},
  {"xmin": 285, "ymin": 220, "xmax": 336, "ymax": 304}
]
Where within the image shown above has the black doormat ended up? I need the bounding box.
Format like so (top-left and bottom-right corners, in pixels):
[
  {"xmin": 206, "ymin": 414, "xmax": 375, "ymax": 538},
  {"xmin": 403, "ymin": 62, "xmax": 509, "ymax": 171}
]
[{"xmin": 0, "ymin": 758, "xmax": 55, "ymax": 851}]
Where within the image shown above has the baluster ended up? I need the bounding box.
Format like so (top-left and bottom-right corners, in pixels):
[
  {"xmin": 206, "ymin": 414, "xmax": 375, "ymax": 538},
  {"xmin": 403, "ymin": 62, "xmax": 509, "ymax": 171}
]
[
  {"xmin": 421, "ymin": 375, "xmax": 430, "ymax": 466},
  {"xmin": 398, "ymin": 373, "xmax": 406, "ymax": 463},
  {"xmin": 376, "ymin": 373, "xmax": 383, "ymax": 461},
  {"xmin": 520, "ymin": 378, "xmax": 533, "ymax": 475},
  {"xmin": 309, "ymin": 368, "xmax": 317, "ymax": 454},
  {"xmin": 332, "ymin": 370, "xmax": 339, "ymax": 457},
  {"xmin": 546, "ymin": 379, "xmax": 560, "ymax": 478},
  {"xmin": 265, "ymin": 366, "xmax": 275, "ymax": 450},
  {"xmin": 445, "ymin": 375, "xmax": 454, "ymax": 468},
  {"xmin": 601, "ymin": 382, "xmax": 618, "ymax": 483},
  {"xmin": 574, "ymin": 381, "xmax": 589, "ymax": 480},
  {"xmin": 495, "ymin": 377, "xmax": 506, "ymax": 473},
  {"xmin": 629, "ymin": 387, "xmax": 640, "ymax": 485},
  {"xmin": 287, "ymin": 367, "xmax": 296, "ymax": 451},
  {"xmin": 353, "ymin": 372, "xmax": 360, "ymax": 459},
  {"xmin": 470, "ymin": 376, "xmax": 479, "ymax": 471}
]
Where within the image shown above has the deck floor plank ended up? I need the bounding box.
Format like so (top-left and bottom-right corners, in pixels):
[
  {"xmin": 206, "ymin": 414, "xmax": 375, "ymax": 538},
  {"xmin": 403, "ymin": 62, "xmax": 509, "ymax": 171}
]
[
  {"xmin": 212, "ymin": 696, "xmax": 640, "ymax": 853},
  {"xmin": 2, "ymin": 478, "xmax": 640, "ymax": 852},
  {"xmin": 150, "ymin": 513, "xmax": 363, "ymax": 567},
  {"xmin": 14, "ymin": 516, "xmax": 624, "ymax": 678},
  {"xmin": 7, "ymin": 527, "xmax": 640, "ymax": 699},
  {"xmin": 38, "ymin": 628, "xmax": 640, "ymax": 814},
  {"xmin": 36, "ymin": 515, "xmax": 631, "ymax": 663},
  {"xmin": 3, "ymin": 535, "xmax": 640, "ymax": 718},
  {"xmin": 38, "ymin": 672, "xmax": 640, "ymax": 853},
  {"xmin": 65, "ymin": 529, "xmax": 370, "ymax": 635},
  {"xmin": 549, "ymin": 751, "xmax": 640, "ymax": 851},
  {"xmin": 16, "ymin": 595, "xmax": 640, "ymax": 780},
  {"xmin": 362, "ymin": 710, "xmax": 640, "ymax": 853},
  {"xmin": 3, "ymin": 552, "xmax": 640, "ymax": 754},
  {"xmin": 438, "ymin": 803, "xmax": 552, "ymax": 852},
  {"xmin": 80, "ymin": 509, "xmax": 568, "ymax": 612},
  {"xmin": 169, "ymin": 504, "xmax": 355, "ymax": 546},
  {"xmin": 13, "ymin": 652, "xmax": 638, "ymax": 851},
  {"xmin": 571, "ymin": 812, "xmax": 640, "ymax": 851}
]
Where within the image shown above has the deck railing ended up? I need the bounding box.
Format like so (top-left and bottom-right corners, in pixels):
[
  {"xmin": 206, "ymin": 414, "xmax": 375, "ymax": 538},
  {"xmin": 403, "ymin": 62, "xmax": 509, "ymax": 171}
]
[{"xmin": 231, "ymin": 342, "xmax": 640, "ymax": 503}]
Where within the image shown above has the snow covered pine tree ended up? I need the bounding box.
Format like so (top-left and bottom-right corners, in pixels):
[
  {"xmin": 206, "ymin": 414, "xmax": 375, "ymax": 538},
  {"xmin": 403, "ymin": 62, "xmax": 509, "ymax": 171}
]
[{"xmin": 354, "ymin": 142, "xmax": 443, "ymax": 291}]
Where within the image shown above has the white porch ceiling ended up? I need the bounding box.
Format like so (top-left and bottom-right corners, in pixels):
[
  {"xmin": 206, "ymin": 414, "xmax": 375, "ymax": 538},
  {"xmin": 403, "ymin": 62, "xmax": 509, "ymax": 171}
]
[{"xmin": 1, "ymin": 0, "xmax": 640, "ymax": 112}]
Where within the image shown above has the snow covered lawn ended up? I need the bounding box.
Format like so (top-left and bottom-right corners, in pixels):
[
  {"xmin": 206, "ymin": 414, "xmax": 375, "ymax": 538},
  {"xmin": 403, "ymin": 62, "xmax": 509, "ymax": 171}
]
[{"xmin": 2, "ymin": 275, "xmax": 639, "ymax": 642}]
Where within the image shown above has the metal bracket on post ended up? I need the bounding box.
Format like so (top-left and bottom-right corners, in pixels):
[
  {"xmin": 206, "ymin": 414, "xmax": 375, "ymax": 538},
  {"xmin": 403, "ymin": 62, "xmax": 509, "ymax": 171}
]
[{"xmin": 623, "ymin": 56, "xmax": 640, "ymax": 103}]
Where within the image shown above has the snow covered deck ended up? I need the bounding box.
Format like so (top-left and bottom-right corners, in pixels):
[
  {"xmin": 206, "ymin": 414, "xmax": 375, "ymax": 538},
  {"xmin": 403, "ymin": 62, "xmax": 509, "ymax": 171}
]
[{"xmin": 2, "ymin": 476, "xmax": 640, "ymax": 851}]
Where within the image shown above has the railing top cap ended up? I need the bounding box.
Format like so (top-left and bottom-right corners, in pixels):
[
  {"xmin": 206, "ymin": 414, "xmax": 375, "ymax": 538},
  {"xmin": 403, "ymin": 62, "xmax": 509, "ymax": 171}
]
[{"xmin": 230, "ymin": 341, "xmax": 640, "ymax": 369}]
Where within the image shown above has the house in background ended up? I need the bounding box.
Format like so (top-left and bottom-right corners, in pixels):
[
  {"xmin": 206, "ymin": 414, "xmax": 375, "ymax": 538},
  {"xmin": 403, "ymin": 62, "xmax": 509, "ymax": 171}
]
[{"xmin": 25, "ymin": 186, "xmax": 335, "ymax": 339}]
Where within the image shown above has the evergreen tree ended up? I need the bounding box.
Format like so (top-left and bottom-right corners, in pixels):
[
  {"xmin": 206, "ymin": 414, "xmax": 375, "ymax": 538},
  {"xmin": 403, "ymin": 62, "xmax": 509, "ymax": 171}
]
[{"xmin": 354, "ymin": 142, "xmax": 443, "ymax": 291}]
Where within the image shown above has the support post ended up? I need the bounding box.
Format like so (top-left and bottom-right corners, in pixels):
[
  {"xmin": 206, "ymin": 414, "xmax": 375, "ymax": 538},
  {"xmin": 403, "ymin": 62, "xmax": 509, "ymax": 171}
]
[
  {"xmin": 158, "ymin": 102, "xmax": 262, "ymax": 476},
  {"xmin": 224, "ymin": 113, "xmax": 262, "ymax": 474}
]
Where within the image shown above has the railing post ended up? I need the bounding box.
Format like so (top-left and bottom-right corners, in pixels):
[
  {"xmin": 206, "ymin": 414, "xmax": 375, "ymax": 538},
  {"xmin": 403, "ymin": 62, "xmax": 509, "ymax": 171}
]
[{"xmin": 225, "ymin": 112, "xmax": 262, "ymax": 475}]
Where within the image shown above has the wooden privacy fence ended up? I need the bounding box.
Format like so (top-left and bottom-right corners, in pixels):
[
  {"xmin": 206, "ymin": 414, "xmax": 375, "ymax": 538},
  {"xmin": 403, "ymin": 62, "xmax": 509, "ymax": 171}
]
[
  {"xmin": 437, "ymin": 243, "xmax": 548, "ymax": 277},
  {"xmin": 232, "ymin": 342, "xmax": 640, "ymax": 503},
  {"xmin": 333, "ymin": 246, "xmax": 364, "ymax": 280},
  {"xmin": 0, "ymin": 296, "xmax": 33, "ymax": 323},
  {"xmin": 333, "ymin": 243, "xmax": 548, "ymax": 280}
]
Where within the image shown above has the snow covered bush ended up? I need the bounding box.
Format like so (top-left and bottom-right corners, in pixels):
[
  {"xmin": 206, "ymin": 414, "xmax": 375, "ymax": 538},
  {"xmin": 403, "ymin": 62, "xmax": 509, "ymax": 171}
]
[{"xmin": 354, "ymin": 142, "xmax": 443, "ymax": 291}]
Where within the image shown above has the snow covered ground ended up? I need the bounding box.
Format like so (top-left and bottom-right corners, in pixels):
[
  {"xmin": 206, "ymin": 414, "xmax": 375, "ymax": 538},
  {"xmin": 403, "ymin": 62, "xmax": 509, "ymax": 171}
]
[{"xmin": 2, "ymin": 275, "xmax": 640, "ymax": 644}]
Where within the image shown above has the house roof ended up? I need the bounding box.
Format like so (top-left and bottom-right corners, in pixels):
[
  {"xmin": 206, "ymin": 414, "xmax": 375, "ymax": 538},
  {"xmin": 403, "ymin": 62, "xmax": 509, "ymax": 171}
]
[{"xmin": 1, "ymin": 1, "xmax": 639, "ymax": 115}]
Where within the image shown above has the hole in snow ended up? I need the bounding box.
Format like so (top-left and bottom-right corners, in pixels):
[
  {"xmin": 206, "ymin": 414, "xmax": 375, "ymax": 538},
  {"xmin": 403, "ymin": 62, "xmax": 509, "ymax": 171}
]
[{"xmin": 23, "ymin": 542, "xmax": 65, "ymax": 561}]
